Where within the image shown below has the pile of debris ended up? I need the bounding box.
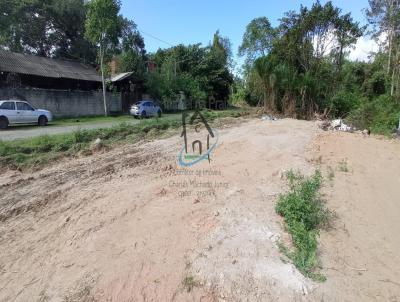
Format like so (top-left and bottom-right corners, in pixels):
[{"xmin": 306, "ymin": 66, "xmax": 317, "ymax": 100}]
[
  {"xmin": 320, "ymin": 118, "xmax": 372, "ymax": 137},
  {"xmin": 320, "ymin": 116, "xmax": 400, "ymax": 139},
  {"xmin": 319, "ymin": 118, "xmax": 353, "ymax": 132},
  {"xmin": 261, "ymin": 114, "xmax": 278, "ymax": 121}
]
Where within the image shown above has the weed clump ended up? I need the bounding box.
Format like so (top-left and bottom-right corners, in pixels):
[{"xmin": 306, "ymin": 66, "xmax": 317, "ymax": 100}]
[
  {"xmin": 327, "ymin": 166, "xmax": 335, "ymax": 182},
  {"xmin": 182, "ymin": 275, "xmax": 199, "ymax": 292},
  {"xmin": 338, "ymin": 159, "xmax": 349, "ymax": 172},
  {"xmin": 276, "ymin": 170, "xmax": 332, "ymax": 281}
]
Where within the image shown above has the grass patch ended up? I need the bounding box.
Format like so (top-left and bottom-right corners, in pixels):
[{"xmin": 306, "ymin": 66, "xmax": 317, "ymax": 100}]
[
  {"xmin": 338, "ymin": 159, "xmax": 349, "ymax": 172},
  {"xmin": 182, "ymin": 275, "xmax": 199, "ymax": 292},
  {"xmin": 51, "ymin": 114, "xmax": 134, "ymax": 126},
  {"xmin": 327, "ymin": 166, "xmax": 335, "ymax": 182},
  {"xmin": 0, "ymin": 108, "xmax": 249, "ymax": 170},
  {"xmin": 276, "ymin": 170, "xmax": 332, "ymax": 282}
]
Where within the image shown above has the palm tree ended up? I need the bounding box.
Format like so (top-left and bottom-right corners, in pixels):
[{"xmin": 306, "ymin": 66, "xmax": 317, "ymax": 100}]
[
  {"xmin": 298, "ymin": 71, "xmax": 317, "ymax": 118},
  {"xmin": 253, "ymin": 56, "xmax": 277, "ymax": 112},
  {"xmin": 275, "ymin": 63, "xmax": 299, "ymax": 117}
]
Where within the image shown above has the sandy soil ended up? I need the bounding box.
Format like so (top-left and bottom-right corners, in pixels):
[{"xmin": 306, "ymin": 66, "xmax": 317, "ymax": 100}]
[
  {"xmin": 310, "ymin": 130, "xmax": 400, "ymax": 301},
  {"xmin": 0, "ymin": 117, "xmax": 399, "ymax": 301}
]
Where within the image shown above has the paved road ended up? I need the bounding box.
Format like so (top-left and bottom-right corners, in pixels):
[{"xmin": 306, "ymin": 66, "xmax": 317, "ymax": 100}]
[{"xmin": 0, "ymin": 119, "xmax": 143, "ymax": 141}]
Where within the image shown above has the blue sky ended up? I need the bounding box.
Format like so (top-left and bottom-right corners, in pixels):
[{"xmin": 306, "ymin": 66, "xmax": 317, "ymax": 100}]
[{"xmin": 121, "ymin": 0, "xmax": 373, "ymax": 62}]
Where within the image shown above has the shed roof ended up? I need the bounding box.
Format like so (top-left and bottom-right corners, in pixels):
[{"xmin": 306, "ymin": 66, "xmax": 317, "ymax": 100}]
[
  {"xmin": 110, "ymin": 72, "xmax": 135, "ymax": 82},
  {"xmin": 0, "ymin": 50, "xmax": 102, "ymax": 82}
]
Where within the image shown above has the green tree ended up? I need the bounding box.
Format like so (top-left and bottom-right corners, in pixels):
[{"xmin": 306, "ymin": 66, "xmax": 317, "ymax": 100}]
[
  {"xmin": 242, "ymin": 1, "xmax": 363, "ymax": 118},
  {"xmin": 333, "ymin": 13, "xmax": 364, "ymax": 74},
  {"xmin": 366, "ymin": 0, "xmax": 400, "ymax": 72},
  {"xmin": 85, "ymin": 0, "xmax": 121, "ymax": 116},
  {"xmin": 235, "ymin": 1, "xmax": 397, "ymax": 134},
  {"xmin": 274, "ymin": 63, "xmax": 300, "ymax": 116},
  {"xmin": 118, "ymin": 18, "xmax": 145, "ymax": 54},
  {"xmin": 145, "ymin": 32, "xmax": 232, "ymax": 109},
  {"xmin": 206, "ymin": 31, "xmax": 233, "ymax": 102},
  {"xmin": 0, "ymin": 0, "xmax": 96, "ymax": 61},
  {"xmin": 238, "ymin": 17, "xmax": 276, "ymax": 68},
  {"xmin": 50, "ymin": 0, "xmax": 97, "ymax": 62},
  {"xmin": 253, "ymin": 55, "xmax": 277, "ymax": 112},
  {"xmin": 114, "ymin": 18, "xmax": 146, "ymax": 80},
  {"xmin": 366, "ymin": 0, "xmax": 400, "ymax": 97}
]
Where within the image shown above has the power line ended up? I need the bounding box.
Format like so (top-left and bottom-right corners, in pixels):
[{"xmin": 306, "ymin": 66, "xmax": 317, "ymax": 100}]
[{"xmin": 137, "ymin": 29, "xmax": 175, "ymax": 47}]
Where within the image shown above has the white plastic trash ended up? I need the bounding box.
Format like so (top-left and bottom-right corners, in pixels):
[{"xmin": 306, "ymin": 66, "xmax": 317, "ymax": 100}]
[{"xmin": 331, "ymin": 119, "xmax": 342, "ymax": 128}]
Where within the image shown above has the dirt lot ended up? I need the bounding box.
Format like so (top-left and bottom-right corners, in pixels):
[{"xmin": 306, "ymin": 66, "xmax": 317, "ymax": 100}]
[{"xmin": 0, "ymin": 118, "xmax": 399, "ymax": 301}]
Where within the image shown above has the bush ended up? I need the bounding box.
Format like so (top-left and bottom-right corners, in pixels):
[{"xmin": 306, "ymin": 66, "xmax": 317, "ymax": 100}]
[
  {"xmin": 229, "ymin": 85, "xmax": 251, "ymax": 107},
  {"xmin": 276, "ymin": 170, "xmax": 331, "ymax": 281},
  {"xmin": 348, "ymin": 94, "xmax": 400, "ymax": 135},
  {"xmin": 329, "ymin": 91, "xmax": 366, "ymax": 118}
]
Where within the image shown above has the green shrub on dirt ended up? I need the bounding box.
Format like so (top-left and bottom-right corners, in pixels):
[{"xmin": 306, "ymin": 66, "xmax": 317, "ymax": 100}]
[{"xmin": 276, "ymin": 170, "xmax": 331, "ymax": 281}]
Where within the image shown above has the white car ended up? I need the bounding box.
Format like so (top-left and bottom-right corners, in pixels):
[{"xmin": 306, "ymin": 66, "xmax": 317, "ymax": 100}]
[
  {"xmin": 130, "ymin": 101, "xmax": 162, "ymax": 118},
  {"xmin": 0, "ymin": 100, "xmax": 53, "ymax": 129}
]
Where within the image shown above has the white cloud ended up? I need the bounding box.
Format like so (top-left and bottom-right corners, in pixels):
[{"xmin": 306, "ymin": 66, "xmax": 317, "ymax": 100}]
[
  {"xmin": 348, "ymin": 37, "xmax": 379, "ymax": 61},
  {"xmin": 310, "ymin": 31, "xmax": 383, "ymax": 62},
  {"xmin": 348, "ymin": 33, "xmax": 386, "ymax": 62}
]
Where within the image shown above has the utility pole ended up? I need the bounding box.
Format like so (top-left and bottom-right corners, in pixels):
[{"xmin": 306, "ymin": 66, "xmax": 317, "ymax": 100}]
[{"xmin": 99, "ymin": 33, "xmax": 108, "ymax": 116}]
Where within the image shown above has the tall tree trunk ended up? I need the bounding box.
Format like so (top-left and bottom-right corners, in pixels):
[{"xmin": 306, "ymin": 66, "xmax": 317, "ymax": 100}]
[
  {"xmin": 263, "ymin": 88, "xmax": 268, "ymax": 113},
  {"xmin": 391, "ymin": 64, "xmax": 395, "ymax": 96},
  {"xmin": 270, "ymin": 87, "xmax": 276, "ymax": 112},
  {"xmin": 391, "ymin": 44, "xmax": 399, "ymax": 96},
  {"xmin": 99, "ymin": 43, "xmax": 108, "ymax": 117},
  {"xmin": 388, "ymin": 27, "xmax": 393, "ymax": 75},
  {"xmin": 282, "ymin": 91, "xmax": 295, "ymax": 117},
  {"xmin": 338, "ymin": 45, "xmax": 343, "ymax": 73},
  {"xmin": 300, "ymin": 87, "xmax": 306, "ymax": 112},
  {"xmin": 387, "ymin": 0, "xmax": 395, "ymax": 75}
]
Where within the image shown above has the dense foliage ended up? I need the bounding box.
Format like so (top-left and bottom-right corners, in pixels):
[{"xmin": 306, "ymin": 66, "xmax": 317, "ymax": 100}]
[
  {"xmin": 0, "ymin": 0, "xmax": 146, "ymax": 67},
  {"xmin": 145, "ymin": 31, "xmax": 233, "ymax": 109},
  {"xmin": 0, "ymin": 0, "xmax": 95, "ymax": 61},
  {"xmin": 237, "ymin": 0, "xmax": 400, "ymax": 134}
]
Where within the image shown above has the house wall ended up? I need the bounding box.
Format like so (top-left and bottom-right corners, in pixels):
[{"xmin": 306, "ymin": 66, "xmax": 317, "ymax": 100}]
[{"xmin": 0, "ymin": 87, "xmax": 122, "ymax": 117}]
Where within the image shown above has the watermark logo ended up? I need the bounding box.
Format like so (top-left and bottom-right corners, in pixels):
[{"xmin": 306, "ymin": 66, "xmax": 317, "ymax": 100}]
[{"xmin": 179, "ymin": 110, "xmax": 219, "ymax": 167}]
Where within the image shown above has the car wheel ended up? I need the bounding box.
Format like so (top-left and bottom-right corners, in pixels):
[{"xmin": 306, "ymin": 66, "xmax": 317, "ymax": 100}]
[
  {"xmin": 0, "ymin": 116, "xmax": 8, "ymax": 130},
  {"xmin": 157, "ymin": 110, "xmax": 162, "ymax": 118},
  {"xmin": 141, "ymin": 111, "xmax": 147, "ymax": 119},
  {"xmin": 38, "ymin": 115, "xmax": 48, "ymax": 126}
]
